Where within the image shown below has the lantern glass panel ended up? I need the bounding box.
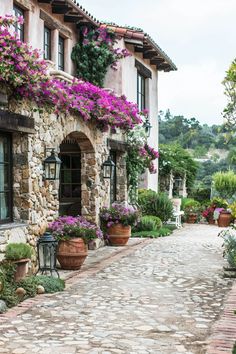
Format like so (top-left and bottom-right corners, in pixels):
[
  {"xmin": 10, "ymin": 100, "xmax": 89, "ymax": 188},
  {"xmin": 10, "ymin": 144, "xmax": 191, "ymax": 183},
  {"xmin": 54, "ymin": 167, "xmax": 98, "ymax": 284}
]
[
  {"xmin": 45, "ymin": 162, "xmax": 56, "ymax": 180},
  {"xmin": 103, "ymin": 164, "xmax": 111, "ymax": 179},
  {"xmin": 38, "ymin": 243, "xmax": 56, "ymax": 269}
]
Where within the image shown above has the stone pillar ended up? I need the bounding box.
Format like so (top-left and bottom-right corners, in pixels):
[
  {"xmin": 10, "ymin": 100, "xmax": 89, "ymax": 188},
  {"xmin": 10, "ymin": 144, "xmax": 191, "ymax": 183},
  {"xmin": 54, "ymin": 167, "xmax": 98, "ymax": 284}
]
[{"xmin": 168, "ymin": 171, "xmax": 174, "ymax": 199}]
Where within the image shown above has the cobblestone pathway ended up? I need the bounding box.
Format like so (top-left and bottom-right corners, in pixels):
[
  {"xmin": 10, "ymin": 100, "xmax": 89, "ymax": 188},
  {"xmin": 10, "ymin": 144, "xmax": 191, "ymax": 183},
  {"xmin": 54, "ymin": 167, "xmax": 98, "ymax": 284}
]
[{"xmin": 0, "ymin": 224, "xmax": 234, "ymax": 354}]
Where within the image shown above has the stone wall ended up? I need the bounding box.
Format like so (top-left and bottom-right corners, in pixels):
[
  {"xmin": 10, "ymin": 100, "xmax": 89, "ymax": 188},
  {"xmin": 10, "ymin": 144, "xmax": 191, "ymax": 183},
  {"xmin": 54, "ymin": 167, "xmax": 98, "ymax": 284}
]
[{"xmin": 0, "ymin": 96, "xmax": 128, "ymax": 258}]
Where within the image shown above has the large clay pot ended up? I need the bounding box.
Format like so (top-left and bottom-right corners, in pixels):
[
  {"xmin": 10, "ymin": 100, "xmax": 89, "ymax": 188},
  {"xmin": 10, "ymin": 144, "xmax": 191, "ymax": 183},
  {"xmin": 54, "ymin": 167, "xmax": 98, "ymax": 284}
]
[
  {"xmin": 13, "ymin": 259, "xmax": 29, "ymax": 282},
  {"xmin": 218, "ymin": 211, "xmax": 232, "ymax": 227},
  {"xmin": 186, "ymin": 214, "xmax": 198, "ymax": 224},
  {"xmin": 57, "ymin": 238, "xmax": 88, "ymax": 270},
  {"xmin": 107, "ymin": 223, "xmax": 131, "ymax": 246}
]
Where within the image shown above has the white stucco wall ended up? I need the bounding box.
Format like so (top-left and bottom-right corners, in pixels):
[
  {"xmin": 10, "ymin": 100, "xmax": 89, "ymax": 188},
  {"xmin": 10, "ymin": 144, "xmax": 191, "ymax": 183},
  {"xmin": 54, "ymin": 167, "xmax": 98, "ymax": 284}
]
[
  {"xmin": 105, "ymin": 39, "xmax": 159, "ymax": 192},
  {"xmin": 0, "ymin": 0, "xmax": 77, "ymax": 76}
]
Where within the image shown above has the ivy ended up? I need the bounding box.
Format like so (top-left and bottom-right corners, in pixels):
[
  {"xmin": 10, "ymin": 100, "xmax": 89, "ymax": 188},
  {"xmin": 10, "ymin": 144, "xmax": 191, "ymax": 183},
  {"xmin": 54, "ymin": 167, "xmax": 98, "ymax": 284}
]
[{"xmin": 71, "ymin": 26, "xmax": 130, "ymax": 87}]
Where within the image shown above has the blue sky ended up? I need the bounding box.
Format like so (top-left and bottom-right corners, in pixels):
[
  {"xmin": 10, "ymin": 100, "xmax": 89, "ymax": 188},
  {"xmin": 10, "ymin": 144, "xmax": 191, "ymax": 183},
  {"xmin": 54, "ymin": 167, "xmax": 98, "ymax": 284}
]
[{"xmin": 79, "ymin": 0, "xmax": 236, "ymax": 125}]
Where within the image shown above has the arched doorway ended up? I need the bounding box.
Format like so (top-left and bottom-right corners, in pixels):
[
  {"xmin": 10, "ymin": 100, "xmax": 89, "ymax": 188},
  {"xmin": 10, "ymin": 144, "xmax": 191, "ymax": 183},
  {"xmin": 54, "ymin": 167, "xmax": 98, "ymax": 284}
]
[{"xmin": 59, "ymin": 138, "xmax": 82, "ymax": 216}]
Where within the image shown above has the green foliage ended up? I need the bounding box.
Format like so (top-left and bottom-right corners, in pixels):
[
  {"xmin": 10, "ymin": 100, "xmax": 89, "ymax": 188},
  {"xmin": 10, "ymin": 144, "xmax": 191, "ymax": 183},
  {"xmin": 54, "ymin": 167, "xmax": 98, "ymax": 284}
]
[
  {"xmin": 34, "ymin": 276, "xmax": 65, "ymax": 293},
  {"xmin": 213, "ymin": 170, "xmax": 236, "ymax": 199},
  {"xmin": 138, "ymin": 189, "xmax": 173, "ymax": 222},
  {"xmin": 181, "ymin": 198, "xmax": 200, "ymax": 209},
  {"xmin": 211, "ymin": 197, "xmax": 228, "ymax": 208},
  {"xmin": 71, "ymin": 27, "xmax": 120, "ymax": 87},
  {"xmin": 5, "ymin": 243, "xmax": 33, "ymax": 261},
  {"xmin": 222, "ymin": 58, "xmax": 236, "ymax": 127},
  {"xmin": 159, "ymin": 144, "xmax": 198, "ymax": 189},
  {"xmin": 132, "ymin": 227, "xmax": 172, "ymax": 238},
  {"xmin": 134, "ymin": 215, "xmax": 162, "ymax": 232},
  {"xmin": 0, "ymin": 260, "xmax": 65, "ymax": 308},
  {"xmin": 219, "ymin": 226, "xmax": 236, "ymax": 267},
  {"xmin": 189, "ymin": 186, "xmax": 211, "ymax": 202}
]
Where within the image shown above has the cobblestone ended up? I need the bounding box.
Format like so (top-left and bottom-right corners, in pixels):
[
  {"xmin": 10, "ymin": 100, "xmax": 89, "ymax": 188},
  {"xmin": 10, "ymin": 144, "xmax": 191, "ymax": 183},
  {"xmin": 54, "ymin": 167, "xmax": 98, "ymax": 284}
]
[{"xmin": 0, "ymin": 224, "xmax": 234, "ymax": 353}]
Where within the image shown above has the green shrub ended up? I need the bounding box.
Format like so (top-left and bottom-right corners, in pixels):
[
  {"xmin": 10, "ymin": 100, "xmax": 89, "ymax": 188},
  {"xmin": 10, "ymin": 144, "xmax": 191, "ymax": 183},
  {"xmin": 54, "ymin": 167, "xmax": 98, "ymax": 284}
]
[
  {"xmin": 132, "ymin": 227, "xmax": 171, "ymax": 238},
  {"xmin": 213, "ymin": 171, "xmax": 236, "ymax": 199},
  {"xmin": 138, "ymin": 190, "xmax": 173, "ymax": 222},
  {"xmin": 34, "ymin": 276, "xmax": 65, "ymax": 293},
  {"xmin": 5, "ymin": 243, "xmax": 33, "ymax": 261},
  {"xmin": 135, "ymin": 215, "xmax": 162, "ymax": 232},
  {"xmin": 181, "ymin": 198, "xmax": 200, "ymax": 209}
]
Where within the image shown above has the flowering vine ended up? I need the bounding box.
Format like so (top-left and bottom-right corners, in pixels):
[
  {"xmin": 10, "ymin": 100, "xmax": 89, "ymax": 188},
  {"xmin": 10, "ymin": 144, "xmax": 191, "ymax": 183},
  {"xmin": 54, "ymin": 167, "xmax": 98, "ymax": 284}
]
[
  {"xmin": 0, "ymin": 15, "xmax": 141, "ymax": 131},
  {"xmin": 126, "ymin": 125, "xmax": 159, "ymax": 203},
  {"xmin": 71, "ymin": 26, "xmax": 131, "ymax": 87}
]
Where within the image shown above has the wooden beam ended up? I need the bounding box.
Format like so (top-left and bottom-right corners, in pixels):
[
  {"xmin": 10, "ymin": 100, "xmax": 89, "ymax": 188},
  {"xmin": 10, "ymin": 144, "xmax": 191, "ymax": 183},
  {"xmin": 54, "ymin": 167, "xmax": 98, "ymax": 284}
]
[
  {"xmin": 52, "ymin": 5, "xmax": 71, "ymax": 14},
  {"xmin": 38, "ymin": 0, "xmax": 53, "ymax": 3},
  {"xmin": 0, "ymin": 110, "xmax": 35, "ymax": 134},
  {"xmin": 135, "ymin": 47, "xmax": 144, "ymax": 53},
  {"xmin": 143, "ymin": 50, "xmax": 157, "ymax": 59},
  {"xmin": 64, "ymin": 14, "xmax": 84, "ymax": 23},
  {"xmin": 150, "ymin": 58, "xmax": 165, "ymax": 65}
]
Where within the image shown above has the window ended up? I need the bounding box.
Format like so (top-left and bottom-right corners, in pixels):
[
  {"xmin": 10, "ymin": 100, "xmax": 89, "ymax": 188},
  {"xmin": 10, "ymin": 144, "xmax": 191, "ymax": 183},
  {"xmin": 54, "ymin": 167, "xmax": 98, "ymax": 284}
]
[
  {"xmin": 58, "ymin": 36, "xmax": 65, "ymax": 71},
  {"xmin": 44, "ymin": 27, "xmax": 51, "ymax": 60},
  {"xmin": 137, "ymin": 73, "xmax": 146, "ymax": 111},
  {"xmin": 0, "ymin": 134, "xmax": 12, "ymax": 224},
  {"xmin": 110, "ymin": 151, "xmax": 117, "ymax": 204},
  {"xmin": 13, "ymin": 5, "xmax": 24, "ymax": 41}
]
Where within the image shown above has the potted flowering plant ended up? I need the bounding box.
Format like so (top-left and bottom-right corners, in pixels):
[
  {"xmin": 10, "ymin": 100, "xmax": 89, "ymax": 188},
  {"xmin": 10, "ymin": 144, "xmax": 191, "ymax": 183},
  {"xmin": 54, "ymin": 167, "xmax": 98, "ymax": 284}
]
[
  {"xmin": 211, "ymin": 198, "xmax": 231, "ymax": 227},
  {"xmin": 202, "ymin": 206, "xmax": 216, "ymax": 224},
  {"xmin": 100, "ymin": 203, "xmax": 140, "ymax": 246},
  {"xmin": 48, "ymin": 216, "xmax": 103, "ymax": 270}
]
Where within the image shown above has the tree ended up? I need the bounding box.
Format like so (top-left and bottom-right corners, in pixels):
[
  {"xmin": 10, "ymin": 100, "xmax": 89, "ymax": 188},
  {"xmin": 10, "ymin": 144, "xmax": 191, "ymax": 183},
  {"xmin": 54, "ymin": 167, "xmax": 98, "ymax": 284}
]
[{"xmin": 223, "ymin": 58, "xmax": 236, "ymax": 127}]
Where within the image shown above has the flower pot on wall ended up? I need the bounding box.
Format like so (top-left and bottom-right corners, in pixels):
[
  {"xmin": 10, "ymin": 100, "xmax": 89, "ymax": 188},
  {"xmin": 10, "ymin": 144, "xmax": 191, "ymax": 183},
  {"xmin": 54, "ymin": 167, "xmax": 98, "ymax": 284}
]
[
  {"xmin": 57, "ymin": 238, "xmax": 88, "ymax": 270},
  {"xmin": 218, "ymin": 211, "xmax": 232, "ymax": 227},
  {"xmin": 13, "ymin": 259, "xmax": 29, "ymax": 282},
  {"xmin": 107, "ymin": 223, "xmax": 131, "ymax": 246}
]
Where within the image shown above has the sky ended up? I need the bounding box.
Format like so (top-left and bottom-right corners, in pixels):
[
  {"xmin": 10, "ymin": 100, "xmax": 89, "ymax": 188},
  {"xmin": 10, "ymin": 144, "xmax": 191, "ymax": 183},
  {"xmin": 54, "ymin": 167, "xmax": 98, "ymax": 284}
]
[{"xmin": 80, "ymin": 0, "xmax": 236, "ymax": 125}]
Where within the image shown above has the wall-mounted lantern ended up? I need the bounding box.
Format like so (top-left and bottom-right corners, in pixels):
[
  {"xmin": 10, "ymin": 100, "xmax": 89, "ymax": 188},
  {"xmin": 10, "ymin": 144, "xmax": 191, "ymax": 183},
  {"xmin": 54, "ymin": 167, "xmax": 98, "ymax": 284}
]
[
  {"xmin": 43, "ymin": 149, "xmax": 61, "ymax": 180},
  {"xmin": 36, "ymin": 231, "xmax": 59, "ymax": 278},
  {"xmin": 102, "ymin": 155, "xmax": 115, "ymax": 179},
  {"xmin": 143, "ymin": 116, "xmax": 152, "ymax": 137},
  {"xmin": 174, "ymin": 176, "xmax": 183, "ymax": 188}
]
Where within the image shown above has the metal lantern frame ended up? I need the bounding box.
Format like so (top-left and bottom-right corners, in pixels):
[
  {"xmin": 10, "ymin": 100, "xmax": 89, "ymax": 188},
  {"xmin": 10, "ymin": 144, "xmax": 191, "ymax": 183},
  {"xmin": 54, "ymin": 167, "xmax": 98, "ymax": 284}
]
[
  {"xmin": 43, "ymin": 148, "xmax": 62, "ymax": 181},
  {"xmin": 36, "ymin": 232, "xmax": 59, "ymax": 278},
  {"xmin": 102, "ymin": 155, "xmax": 116, "ymax": 179},
  {"xmin": 143, "ymin": 116, "xmax": 152, "ymax": 137}
]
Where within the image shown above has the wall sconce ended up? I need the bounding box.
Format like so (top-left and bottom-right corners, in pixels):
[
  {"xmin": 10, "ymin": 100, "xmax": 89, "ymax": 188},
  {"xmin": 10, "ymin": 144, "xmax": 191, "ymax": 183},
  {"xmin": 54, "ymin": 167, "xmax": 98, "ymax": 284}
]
[
  {"xmin": 43, "ymin": 149, "xmax": 61, "ymax": 181},
  {"xmin": 174, "ymin": 177, "xmax": 183, "ymax": 188},
  {"xmin": 102, "ymin": 155, "xmax": 115, "ymax": 179},
  {"xmin": 143, "ymin": 116, "xmax": 152, "ymax": 137}
]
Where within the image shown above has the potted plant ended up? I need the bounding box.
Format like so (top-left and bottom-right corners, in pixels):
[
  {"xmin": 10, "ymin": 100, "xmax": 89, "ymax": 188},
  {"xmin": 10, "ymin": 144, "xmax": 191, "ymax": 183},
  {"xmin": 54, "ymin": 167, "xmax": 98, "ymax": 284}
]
[
  {"xmin": 202, "ymin": 206, "xmax": 216, "ymax": 224},
  {"xmin": 219, "ymin": 226, "xmax": 236, "ymax": 271},
  {"xmin": 211, "ymin": 198, "xmax": 231, "ymax": 227},
  {"xmin": 5, "ymin": 243, "xmax": 33, "ymax": 282},
  {"xmin": 182, "ymin": 199, "xmax": 201, "ymax": 224},
  {"xmin": 100, "ymin": 203, "xmax": 140, "ymax": 246},
  {"xmin": 48, "ymin": 216, "xmax": 103, "ymax": 270}
]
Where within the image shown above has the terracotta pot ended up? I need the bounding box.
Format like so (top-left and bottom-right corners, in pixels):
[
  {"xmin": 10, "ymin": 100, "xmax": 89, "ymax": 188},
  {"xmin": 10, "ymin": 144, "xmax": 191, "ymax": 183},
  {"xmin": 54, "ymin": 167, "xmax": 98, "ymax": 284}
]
[
  {"xmin": 107, "ymin": 223, "xmax": 131, "ymax": 246},
  {"xmin": 218, "ymin": 212, "xmax": 232, "ymax": 227},
  {"xmin": 186, "ymin": 214, "xmax": 198, "ymax": 224},
  {"xmin": 13, "ymin": 259, "xmax": 29, "ymax": 282},
  {"xmin": 57, "ymin": 238, "xmax": 88, "ymax": 270}
]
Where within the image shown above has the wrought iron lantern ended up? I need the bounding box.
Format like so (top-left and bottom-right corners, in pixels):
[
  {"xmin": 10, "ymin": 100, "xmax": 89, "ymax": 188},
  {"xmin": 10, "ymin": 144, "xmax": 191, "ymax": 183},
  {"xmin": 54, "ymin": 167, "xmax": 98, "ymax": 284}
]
[
  {"xmin": 36, "ymin": 232, "xmax": 59, "ymax": 277},
  {"xmin": 174, "ymin": 176, "xmax": 183, "ymax": 188},
  {"xmin": 143, "ymin": 116, "xmax": 152, "ymax": 137},
  {"xmin": 43, "ymin": 149, "xmax": 61, "ymax": 180},
  {"xmin": 102, "ymin": 155, "xmax": 115, "ymax": 179}
]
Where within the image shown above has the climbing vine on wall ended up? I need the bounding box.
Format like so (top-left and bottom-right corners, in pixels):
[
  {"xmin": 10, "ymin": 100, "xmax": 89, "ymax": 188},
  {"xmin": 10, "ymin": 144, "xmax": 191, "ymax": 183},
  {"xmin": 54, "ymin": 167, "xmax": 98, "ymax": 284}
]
[{"xmin": 71, "ymin": 26, "xmax": 130, "ymax": 87}]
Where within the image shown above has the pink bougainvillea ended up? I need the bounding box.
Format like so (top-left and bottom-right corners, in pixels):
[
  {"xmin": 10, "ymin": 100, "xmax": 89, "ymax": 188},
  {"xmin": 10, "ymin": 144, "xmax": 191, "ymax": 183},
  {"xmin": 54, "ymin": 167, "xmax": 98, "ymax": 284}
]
[{"xmin": 0, "ymin": 15, "xmax": 142, "ymax": 131}]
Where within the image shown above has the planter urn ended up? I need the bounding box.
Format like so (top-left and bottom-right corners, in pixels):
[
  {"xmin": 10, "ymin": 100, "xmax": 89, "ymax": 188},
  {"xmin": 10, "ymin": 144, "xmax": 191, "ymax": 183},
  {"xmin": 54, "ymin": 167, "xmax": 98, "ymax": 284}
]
[
  {"xmin": 107, "ymin": 223, "xmax": 131, "ymax": 246},
  {"xmin": 218, "ymin": 211, "xmax": 232, "ymax": 227},
  {"xmin": 13, "ymin": 258, "xmax": 29, "ymax": 282},
  {"xmin": 57, "ymin": 238, "xmax": 88, "ymax": 270}
]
